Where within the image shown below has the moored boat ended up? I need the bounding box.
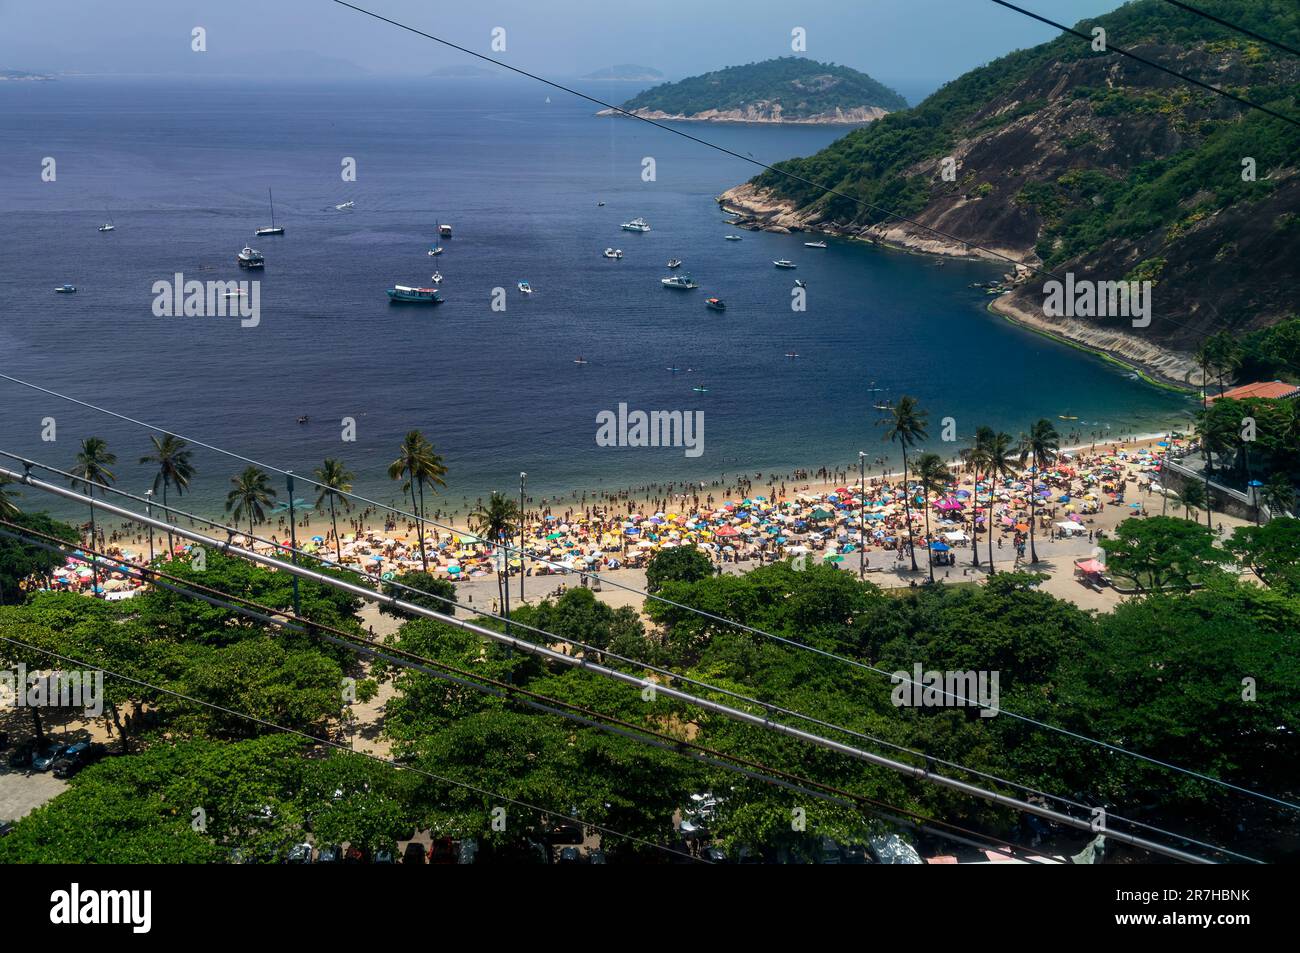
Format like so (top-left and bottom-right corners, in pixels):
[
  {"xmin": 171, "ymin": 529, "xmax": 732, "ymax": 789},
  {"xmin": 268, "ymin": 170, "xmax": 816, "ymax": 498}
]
[
  {"xmin": 621, "ymin": 217, "xmax": 650, "ymax": 232},
  {"xmin": 255, "ymin": 188, "xmax": 284, "ymax": 236},
  {"xmin": 428, "ymin": 246, "xmax": 443, "ymax": 256},
  {"xmin": 773, "ymin": 259, "xmax": 796, "ymax": 269},
  {"xmin": 518, "ymin": 281, "xmax": 532, "ymax": 294},
  {"xmin": 724, "ymin": 234, "xmax": 743, "ymax": 241},
  {"xmin": 387, "ymin": 285, "xmax": 443, "ymax": 304},
  {"xmin": 661, "ymin": 274, "xmax": 698, "ymax": 289},
  {"xmin": 603, "ymin": 248, "xmax": 623, "ymax": 259},
  {"xmin": 667, "ymin": 258, "xmax": 682, "ymax": 268},
  {"xmin": 54, "ymin": 284, "xmax": 77, "ymax": 293},
  {"xmin": 705, "ymin": 297, "xmax": 726, "ymax": 311},
  {"xmin": 439, "ymin": 223, "xmax": 453, "ymax": 237},
  {"xmin": 804, "ymin": 240, "xmax": 827, "ymax": 248},
  {"xmin": 237, "ymin": 246, "xmax": 265, "ymax": 269}
]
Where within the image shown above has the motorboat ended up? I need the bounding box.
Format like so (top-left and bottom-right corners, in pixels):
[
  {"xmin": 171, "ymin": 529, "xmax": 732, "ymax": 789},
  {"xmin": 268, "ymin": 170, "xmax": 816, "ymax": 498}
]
[
  {"xmin": 667, "ymin": 258, "xmax": 682, "ymax": 268},
  {"xmin": 661, "ymin": 274, "xmax": 698, "ymax": 289},
  {"xmin": 773, "ymin": 259, "xmax": 796, "ymax": 269},
  {"xmin": 724, "ymin": 234, "xmax": 743, "ymax": 241},
  {"xmin": 237, "ymin": 246, "xmax": 265, "ymax": 269},
  {"xmin": 603, "ymin": 248, "xmax": 623, "ymax": 259},
  {"xmin": 705, "ymin": 297, "xmax": 726, "ymax": 311},
  {"xmin": 621, "ymin": 217, "xmax": 650, "ymax": 232},
  {"xmin": 428, "ymin": 246, "xmax": 444, "ymax": 256},
  {"xmin": 335, "ymin": 201, "xmax": 354, "ymax": 210},
  {"xmin": 804, "ymin": 240, "xmax": 827, "ymax": 248},
  {"xmin": 54, "ymin": 284, "xmax": 77, "ymax": 293},
  {"xmin": 518, "ymin": 281, "xmax": 533, "ymax": 294}
]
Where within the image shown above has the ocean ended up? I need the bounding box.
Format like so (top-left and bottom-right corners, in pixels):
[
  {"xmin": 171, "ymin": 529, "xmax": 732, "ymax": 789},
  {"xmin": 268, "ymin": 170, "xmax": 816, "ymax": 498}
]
[{"xmin": 0, "ymin": 77, "xmax": 1192, "ymax": 520}]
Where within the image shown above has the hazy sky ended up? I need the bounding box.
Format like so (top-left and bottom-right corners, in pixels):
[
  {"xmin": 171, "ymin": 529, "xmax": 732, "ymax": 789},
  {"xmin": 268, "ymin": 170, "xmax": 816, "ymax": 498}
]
[{"xmin": 2, "ymin": 0, "xmax": 1128, "ymax": 95}]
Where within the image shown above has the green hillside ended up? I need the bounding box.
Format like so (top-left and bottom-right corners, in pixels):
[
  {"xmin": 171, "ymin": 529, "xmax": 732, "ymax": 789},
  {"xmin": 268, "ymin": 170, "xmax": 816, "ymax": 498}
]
[{"xmin": 620, "ymin": 56, "xmax": 907, "ymax": 118}]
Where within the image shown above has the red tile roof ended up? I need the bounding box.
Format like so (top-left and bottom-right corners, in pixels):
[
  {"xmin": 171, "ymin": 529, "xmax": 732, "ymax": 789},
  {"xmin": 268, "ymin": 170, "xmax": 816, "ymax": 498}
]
[{"xmin": 1206, "ymin": 380, "xmax": 1300, "ymax": 403}]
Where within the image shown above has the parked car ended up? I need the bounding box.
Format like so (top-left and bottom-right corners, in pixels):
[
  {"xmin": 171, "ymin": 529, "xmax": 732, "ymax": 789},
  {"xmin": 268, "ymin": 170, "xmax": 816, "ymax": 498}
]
[
  {"xmin": 557, "ymin": 846, "xmax": 583, "ymax": 864},
  {"xmin": 31, "ymin": 741, "xmax": 70, "ymax": 773},
  {"xmin": 343, "ymin": 846, "xmax": 370, "ymax": 864},
  {"xmin": 699, "ymin": 846, "xmax": 728, "ymax": 863},
  {"xmin": 284, "ymin": 843, "xmax": 314, "ymax": 864},
  {"xmin": 316, "ymin": 844, "xmax": 343, "ymax": 864},
  {"xmin": 0, "ymin": 821, "xmax": 14, "ymax": 838},
  {"xmin": 51, "ymin": 742, "xmax": 107, "ymax": 779},
  {"xmin": 373, "ymin": 850, "xmax": 395, "ymax": 864},
  {"xmin": 429, "ymin": 837, "xmax": 459, "ymax": 864},
  {"xmin": 402, "ymin": 842, "xmax": 427, "ymax": 865}
]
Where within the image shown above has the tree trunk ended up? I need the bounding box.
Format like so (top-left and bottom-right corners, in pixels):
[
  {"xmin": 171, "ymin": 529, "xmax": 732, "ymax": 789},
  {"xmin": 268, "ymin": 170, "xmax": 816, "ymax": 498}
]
[
  {"xmin": 987, "ymin": 474, "xmax": 997, "ymax": 575},
  {"xmin": 330, "ymin": 494, "xmax": 341, "ymax": 562},
  {"xmin": 415, "ymin": 480, "xmax": 429, "ymax": 571},
  {"xmin": 1028, "ymin": 451, "xmax": 1039, "ymax": 563},
  {"xmin": 163, "ymin": 480, "xmax": 174, "ymax": 558},
  {"xmin": 901, "ymin": 446, "xmax": 917, "ymax": 572}
]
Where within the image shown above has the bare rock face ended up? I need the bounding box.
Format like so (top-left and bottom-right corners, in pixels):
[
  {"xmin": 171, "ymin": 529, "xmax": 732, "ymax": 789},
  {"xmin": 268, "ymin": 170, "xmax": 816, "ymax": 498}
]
[{"xmin": 597, "ymin": 105, "xmax": 888, "ymax": 125}]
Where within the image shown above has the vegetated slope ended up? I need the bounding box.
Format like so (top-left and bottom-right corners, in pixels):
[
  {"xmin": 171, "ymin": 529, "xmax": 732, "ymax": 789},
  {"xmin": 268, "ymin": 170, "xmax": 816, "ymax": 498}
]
[
  {"xmin": 721, "ymin": 1, "xmax": 1300, "ymax": 384},
  {"xmin": 607, "ymin": 56, "xmax": 907, "ymax": 123}
]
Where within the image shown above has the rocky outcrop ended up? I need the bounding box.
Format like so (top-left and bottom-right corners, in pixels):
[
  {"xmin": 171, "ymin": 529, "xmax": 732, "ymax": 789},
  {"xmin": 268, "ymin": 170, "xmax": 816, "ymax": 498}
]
[{"xmin": 597, "ymin": 104, "xmax": 888, "ymax": 125}]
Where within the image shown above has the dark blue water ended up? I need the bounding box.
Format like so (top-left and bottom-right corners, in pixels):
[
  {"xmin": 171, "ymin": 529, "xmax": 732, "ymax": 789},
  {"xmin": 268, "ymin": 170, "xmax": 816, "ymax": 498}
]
[{"xmin": 0, "ymin": 78, "xmax": 1191, "ymax": 519}]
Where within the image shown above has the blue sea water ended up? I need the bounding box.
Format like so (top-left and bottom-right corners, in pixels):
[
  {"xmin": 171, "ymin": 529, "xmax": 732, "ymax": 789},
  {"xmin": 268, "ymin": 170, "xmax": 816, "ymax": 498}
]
[{"xmin": 0, "ymin": 78, "xmax": 1192, "ymax": 519}]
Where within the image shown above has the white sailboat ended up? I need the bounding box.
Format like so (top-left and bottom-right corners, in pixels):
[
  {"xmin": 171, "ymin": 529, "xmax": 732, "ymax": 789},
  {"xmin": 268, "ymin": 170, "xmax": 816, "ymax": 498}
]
[{"xmin": 256, "ymin": 189, "xmax": 284, "ymax": 236}]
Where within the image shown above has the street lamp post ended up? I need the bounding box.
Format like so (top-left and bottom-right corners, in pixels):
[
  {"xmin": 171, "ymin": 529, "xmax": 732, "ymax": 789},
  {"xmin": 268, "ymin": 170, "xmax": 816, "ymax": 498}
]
[
  {"xmin": 519, "ymin": 471, "xmax": 527, "ymax": 604},
  {"xmin": 145, "ymin": 489, "xmax": 155, "ymax": 564},
  {"xmin": 858, "ymin": 451, "xmax": 866, "ymax": 580}
]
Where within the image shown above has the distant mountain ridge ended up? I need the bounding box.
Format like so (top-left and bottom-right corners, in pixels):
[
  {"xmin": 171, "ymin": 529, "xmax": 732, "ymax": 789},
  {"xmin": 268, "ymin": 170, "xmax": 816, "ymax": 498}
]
[
  {"xmin": 583, "ymin": 64, "xmax": 664, "ymax": 81},
  {"xmin": 600, "ymin": 56, "xmax": 907, "ymax": 124},
  {"xmin": 720, "ymin": 0, "xmax": 1300, "ymax": 385}
]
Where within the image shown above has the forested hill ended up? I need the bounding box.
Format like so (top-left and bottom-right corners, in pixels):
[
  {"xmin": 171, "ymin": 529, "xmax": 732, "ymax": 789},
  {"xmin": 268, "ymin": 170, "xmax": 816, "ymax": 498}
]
[
  {"xmin": 605, "ymin": 57, "xmax": 907, "ymax": 123},
  {"xmin": 723, "ymin": 0, "xmax": 1300, "ymax": 383}
]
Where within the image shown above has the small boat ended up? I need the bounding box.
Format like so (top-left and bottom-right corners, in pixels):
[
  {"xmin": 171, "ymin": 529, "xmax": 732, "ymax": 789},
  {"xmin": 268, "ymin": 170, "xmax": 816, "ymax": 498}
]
[
  {"xmin": 98, "ymin": 205, "xmax": 115, "ymax": 232},
  {"xmin": 255, "ymin": 188, "xmax": 284, "ymax": 236},
  {"xmin": 430, "ymin": 272, "xmax": 443, "ymax": 283},
  {"xmin": 794, "ymin": 278, "xmax": 807, "ymax": 288},
  {"xmin": 387, "ymin": 285, "xmax": 443, "ymax": 304},
  {"xmin": 518, "ymin": 281, "xmax": 532, "ymax": 294},
  {"xmin": 428, "ymin": 246, "xmax": 444, "ymax": 257},
  {"xmin": 603, "ymin": 248, "xmax": 623, "ymax": 259},
  {"xmin": 335, "ymin": 201, "xmax": 354, "ymax": 210},
  {"xmin": 873, "ymin": 400, "xmax": 892, "ymax": 411},
  {"xmin": 439, "ymin": 224, "xmax": 453, "ymax": 238},
  {"xmin": 804, "ymin": 240, "xmax": 827, "ymax": 248},
  {"xmin": 705, "ymin": 297, "xmax": 726, "ymax": 311},
  {"xmin": 596, "ymin": 201, "xmax": 606, "ymax": 207},
  {"xmin": 297, "ymin": 415, "xmax": 310, "ymax": 425},
  {"xmin": 621, "ymin": 217, "xmax": 651, "ymax": 232},
  {"xmin": 692, "ymin": 385, "xmax": 709, "ymax": 393},
  {"xmin": 237, "ymin": 246, "xmax": 265, "ymax": 269},
  {"xmin": 573, "ymin": 357, "xmax": 589, "ymax": 365},
  {"xmin": 785, "ymin": 352, "xmax": 799, "ymax": 359},
  {"xmin": 773, "ymin": 260, "xmax": 796, "ymax": 269},
  {"xmin": 667, "ymin": 365, "xmax": 680, "ymax": 372},
  {"xmin": 54, "ymin": 284, "xmax": 76, "ymax": 293},
  {"xmin": 661, "ymin": 274, "xmax": 698, "ymax": 290},
  {"xmin": 667, "ymin": 258, "xmax": 682, "ymax": 268},
  {"xmin": 724, "ymin": 234, "xmax": 743, "ymax": 241},
  {"xmin": 1059, "ymin": 413, "xmax": 1079, "ymax": 421}
]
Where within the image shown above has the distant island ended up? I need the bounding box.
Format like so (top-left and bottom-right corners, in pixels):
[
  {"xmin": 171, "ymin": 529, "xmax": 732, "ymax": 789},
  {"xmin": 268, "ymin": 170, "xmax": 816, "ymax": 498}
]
[
  {"xmin": 582, "ymin": 64, "xmax": 665, "ymax": 82},
  {"xmin": 0, "ymin": 69, "xmax": 54, "ymax": 81},
  {"xmin": 597, "ymin": 56, "xmax": 907, "ymax": 124}
]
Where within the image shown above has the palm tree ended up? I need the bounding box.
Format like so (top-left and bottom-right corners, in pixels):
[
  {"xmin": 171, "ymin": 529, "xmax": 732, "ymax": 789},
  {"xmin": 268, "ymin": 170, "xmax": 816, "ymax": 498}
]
[
  {"xmin": 313, "ymin": 458, "xmax": 355, "ymax": 563},
  {"xmin": 470, "ymin": 491, "xmax": 522, "ymax": 613},
  {"xmin": 1261, "ymin": 473, "xmax": 1295, "ymax": 518},
  {"xmin": 878, "ymin": 396, "xmax": 928, "ymax": 572},
  {"xmin": 139, "ymin": 433, "xmax": 195, "ymax": 558},
  {"xmin": 1018, "ymin": 419, "xmax": 1060, "ymax": 563},
  {"xmin": 388, "ymin": 431, "xmax": 448, "ymax": 572},
  {"xmin": 978, "ymin": 430, "xmax": 1016, "ymax": 574},
  {"xmin": 915, "ymin": 452, "xmax": 951, "ymax": 584},
  {"xmin": 70, "ymin": 437, "xmax": 117, "ymax": 595},
  {"xmin": 0, "ymin": 477, "xmax": 20, "ymax": 519},
  {"xmin": 225, "ymin": 466, "xmax": 276, "ymax": 538},
  {"xmin": 1179, "ymin": 478, "xmax": 1206, "ymax": 523},
  {"xmin": 961, "ymin": 427, "xmax": 992, "ymax": 568}
]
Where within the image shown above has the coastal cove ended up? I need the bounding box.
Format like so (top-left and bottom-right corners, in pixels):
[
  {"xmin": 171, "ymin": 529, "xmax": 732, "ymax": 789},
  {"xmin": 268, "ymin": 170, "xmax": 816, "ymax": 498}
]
[{"xmin": 0, "ymin": 78, "xmax": 1193, "ymax": 524}]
